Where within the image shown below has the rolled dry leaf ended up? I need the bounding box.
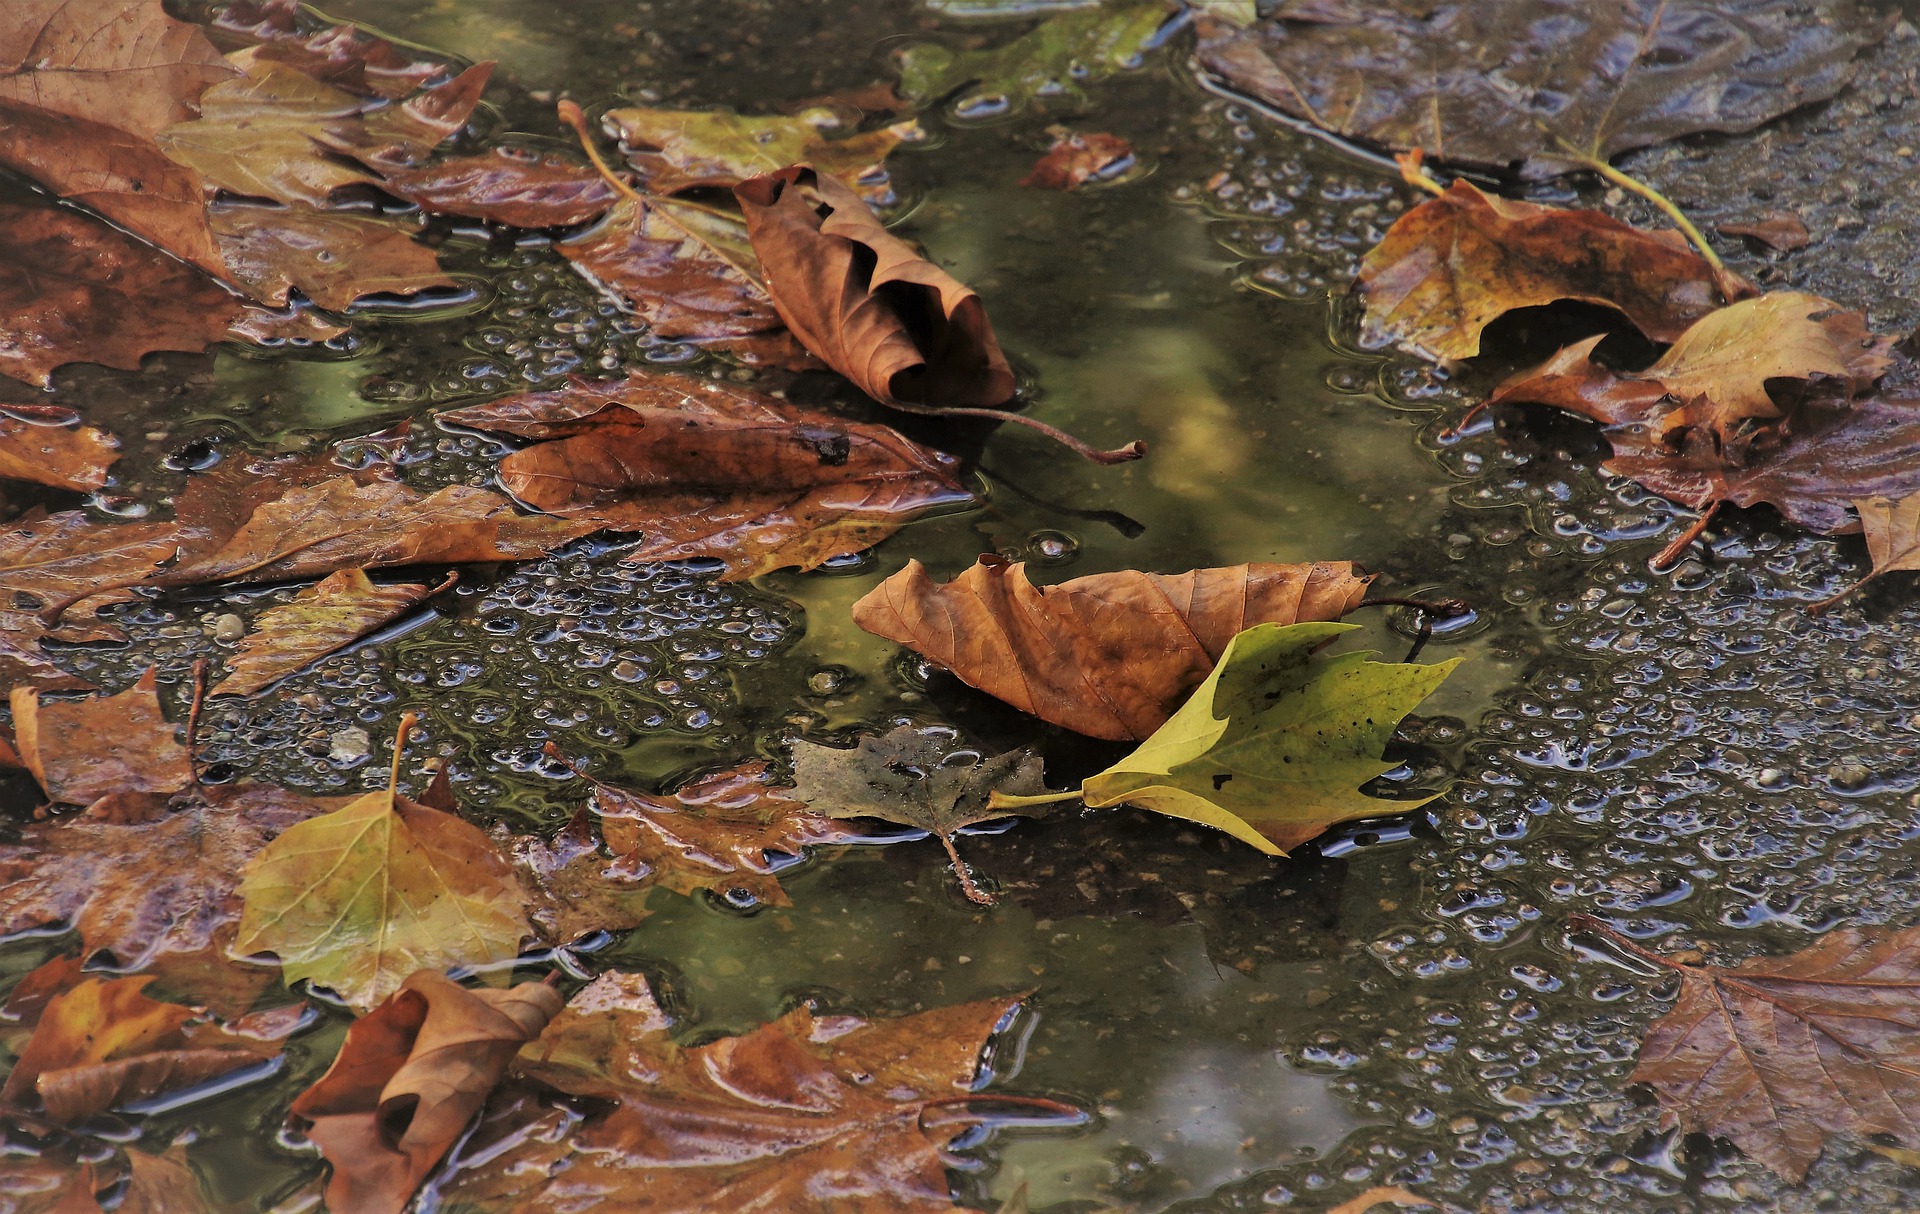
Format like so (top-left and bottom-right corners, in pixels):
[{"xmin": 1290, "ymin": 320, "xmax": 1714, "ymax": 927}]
[{"xmin": 735, "ymin": 164, "xmax": 1142, "ymax": 465}]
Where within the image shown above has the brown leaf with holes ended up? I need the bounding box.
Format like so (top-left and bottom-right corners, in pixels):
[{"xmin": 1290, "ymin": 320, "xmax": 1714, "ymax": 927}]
[
  {"xmin": 439, "ymin": 372, "xmax": 975, "ymax": 579},
  {"xmin": 379, "ymin": 147, "xmax": 617, "ymax": 228},
  {"xmin": 1575, "ymin": 914, "xmax": 1920, "ymax": 1181},
  {"xmin": 1358, "ymin": 181, "xmax": 1747, "ymax": 361},
  {"xmin": 851, "ymin": 557, "xmax": 1373, "ymax": 741},
  {"xmin": 213, "ymin": 569, "xmax": 451, "ymax": 697},
  {"xmin": 290, "ymin": 972, "xmax": 562, "ymax": 1214},
  {"xmin": 1490, "ymin": 292, "xmax": 1895, "ymax": 443},
  {"xmin": 736, "ymin": 165, "xmax": 1016, "ymax": 410},
  {"xmin": 1020, "ymin": 129, "xmax": 1136, "ymax": 190}
]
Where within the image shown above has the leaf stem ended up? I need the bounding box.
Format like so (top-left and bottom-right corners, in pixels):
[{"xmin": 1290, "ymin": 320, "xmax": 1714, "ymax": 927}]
[
  {"xmin": 1395, "ymin": 150, "xmax": 1445, "ymax": 197},
  {"xmin": 1651, "ymin": 500, "xmax": 1720, "ymax": 570},
  {"xmin": 985, "ymin": 788, "xmax": 1083, "ymax": 811},
  {"xmin": 389, "ymin": 711, "xmax": 418, "ymax": 798},
  {"xmin": 1565, "ymin": 912, "xmax": 1684, "ymax": 972},
  {"xmin": 186, "ymin": 658, "xmax": 209, "ymax": 790},
  {"xmin": 1554, "ymin": 142, "xmax": 1722, "ymax": 274},
  {"xmin": 1807, "ymin": 570, "xmax": 1877, "ymax": 615},
  {"xmin": 880, "ymin": 400, "xmax": 1146, "ymax": 465},
  {"xmin": 556, "ymin": 100, "xmax": 741, "ymax": 224},
  {"xmin": 937, "ymin": 831, "xmax": 995, "ymax": 905}
]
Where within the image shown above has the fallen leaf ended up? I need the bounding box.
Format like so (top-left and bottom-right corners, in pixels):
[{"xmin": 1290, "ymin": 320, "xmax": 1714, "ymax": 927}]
[
  {"xmin": 212, "ymin": 569, "xmax": 452, "ymax": 697},
  {"xmin": 378, "ymin": 146, "xmax": 616, "ymax": 228},
  {"xmin": 1326, "ymin": 1187, "xmax": 1442, "ymax": 1214},
  {"xmin": 1020, "ymin": 128, "xmax": 1136, "ymax": 190},
  {"xmin": 1358, "ymin": 181, "xmax": 1744, "ymax": 361},
  {"xmin": 456, "ymin": 970, "xmax": 1051, "ymax": 1213},
  {"xmin": 736, "ymin": 165, "xmax": 1017, "ymax": 411},
  {"xmin": 1490, "ymin": 292, "xmax": 1895, "ymax": 443},
  {"xmin": 897, "ymin": 2, "xmax": 1172, "ymax": 117},
  {"xmin": 1720, "ymin": 211, "xmax": 1813, "ymax": 252},
  {"xmin": 606, "ymin": 105, "xmax": 920, "ymax": 202},
  {"xmin": 1815, "ymin": 493, "xmax": 1920, "ymax": 608},
  {"xmin": 289, "ymin": 971, "xmax": 562, "ymax": 1214},
  {"xmin": 439, "ymin": 372, "xmax": 976, "ymax": 580},
  {"xmin": 0, "ymin": 510, "xmax": 184, "ymax": 692},
  {"xmin": 790, "ymin": 725, "xmax": 1046, "ymax": 904},
  {"xmin": 119, "ymin": 1147, "xmax": 245, "ymax": 1214},
  {"xmin": 1064, "ymin": 621, "xmax": 1459, "ymax": 855},
  {"xmin": 1193, "ymin": 1, "xmax": 1883, "ymax": 177},
  {"xmin": 509, "ymin": 809, "xmax": 654, "ymax": 944},
  {"xmin": 234, "ymin": 719, "xmax": 533, "ymax": 1010},
  {"xmin": 1573, "ymin": 913, "xmax": 1920, "ymax": 1181},
  {"xmin": 10, "ymin": 670, "xmax": 193, "ymax": 808},
  {"xmin": 852, "ymin": 557, "xmax": 1372, "ymax": 741},
  {"xmin": 0, "ymin": 404, "xmax": 119, "ymax": 492},
  {"xmin": 212, "ymin": 0, "xmax": 451, "ymax": 100},
  {"xmin": 209, "ymin": 203, "xmax": 455, "ymax": 311},
  {"xmin": 0, "ymin": 0, "xmax": 238, "ymax": 280},
  {"xmin": 316, "ymin": 63, "xmax": 493, "ymax": 171}
]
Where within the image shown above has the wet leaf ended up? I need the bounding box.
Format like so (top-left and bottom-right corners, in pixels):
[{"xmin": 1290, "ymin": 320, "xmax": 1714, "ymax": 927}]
[
  {"xmin": 1326, "ymin": 1187, "xmax": 1446, "ymax": 1214},
  {"xmin": 607, "ymin": 105, "xmax": 920, "ymax": 203},
  {"xmin": 1574, "ymin": 914, "xmax": 1920, "ymax": 1181},
  {"xmin": 0, "ymin": 511, "xmax": 184, "ymax": 692},
  {"xmin": 1069, "ymin": 621, "xmax": 1459, "ymax": 855},
  {"xmin": 454, "ymin": 970, "xmax": 1044, "ymax": 1213},
  {"xmin": 852, "ymin": 557, "xmax": 1372, "ymax": 741},
  {"xmin": 212, "ymin": 569, "xmax": 451, "ymax": 697},
  {"xmin": 234, "ymin": 731, "xmax": 533, "ymax": 1011},
  {"xmin": 212, "ymin": 0, "xmax": 450, "ymax": 99},
  {"xmin": 736, "ymin": 165, "xmax": 1017, "ymax": 411},
  {"xmin": 1720, "ymin": 211, "xmax": 1812, "ymax": 252},
  {"xmin": 509, "ymin": 809, "xmax": 655, "ymax": 944},
  {"xmin": 118, "ymin": 1147, "xmax": 245, "ymax": 1214},
  {"xmin": 897, "ymin": 1, "xmax": 1171, "ymax": 118},
  {"xmin": 1194, "ymin": 0, "xmax": 1884, "ymax": 177},
  {"xmin": 1020, "ymin": 128, "xmax": 1136, "ymax": 190},
  {"xmin": 790, "ymin": 725, "xmax": 1046, "ymax": 903},
  {"xmin": 378, "ymin": 146, "xmax": 617, "ymax": 228},
  {"xmin": 1358, "ymin": 181, "xmax": 1744, "ymax": 362},
  {"xmin": 289, "ymin": 972, "xmax": 562, "ymax": 1214},
  {"xmin": 1490, "ymin": 292, "xmax": 1895, "ymax": 443},
  {"xmin": 315, "ymin": 62, "xmax": 494, "ymax": 172},
  {"xmin": 208, "ymin": 203, "xmax": 455, "ymax": 311},
  {"xmin": 10, "ymin": 670, "xmax": 193, "ymax": 808},
  {"xmin": 439, "ymin": 372, "xmax": 975, "ymax": 580},
  {"xmin": 0, "ymin": 405, "xmax": 119, "ymax": 493},
  {"xmin": 1817, "ymin": 492, "xmax": 1920, "ymax": 607}
]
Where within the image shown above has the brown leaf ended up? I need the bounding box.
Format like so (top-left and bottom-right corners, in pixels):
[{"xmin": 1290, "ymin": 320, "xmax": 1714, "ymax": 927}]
[
  {"xmin": 440, "ymin": 372, "xmax": 975, "ymax": 580},
  {"xmin": 736, "ymin": 164, "xmax": 1016, "ymax": 410},
  {"xmin": 1817, "ymin": 492, "xmax": 1920, "ymax": 608},
  {"xmin": 212, "ymin": 568, "xmax": 451, "ymax": 697},
  {"xmin": 1574, "ymin": 914, "xmax": 1920, "ymax": 1181},
  {"xmin": 0, "ymin": 404, "xmax": 119, "ymax": 493},
  {"xmin": 379, "ymin": 146, "xmax": 617, "ymax": 228},
  {"xmin": 11, "ymin": 670, "xmax": 193, "ymax": 806},
  {"xmin": 1358, "ymin": 181, "xmax": 1744, "ymax": 362},
  {"xmin": 510, "ymin": 808, "xmax": 653, "ymax": 944},
  {"xmin": 289, "ymin": 972, "xmax": 562, "ymax": 1214},
  {"xmin": 209, "ymin": 203, "xmax": 454, "ymax": 310},
  {"xmin": 1325, "ymin": 1188, "xmax": 1443, "ymax": 1214},
  {"xmin": 605, "ymin": 106, "xmax": 920, "ymax": 202},
  {"xmin": 851, "ymin": 557, "xmax": 1372, "ymax": 741},
  {"xmin": 1020, "ymin": 129, "xmax": 1136, "ymax": 191},
  {"xmin": 1490, "ymin": 292, "xmax": 1895, "ymax": 443},
  {"xmin": 316, "ymin": 62, "xmax": 493, "ymax": 171},
  {"xmin": 212, "ymin": 0, "xmax": 451, "ymax": 100},
  {"xmin": 0, "ymin": 0, "xmax": 238, "ymax": 280},
  {"xmin": 1720, "ymin": 211, "xmax": 1813, "ymax": 252},
  {"xmin": 0, "ymin": 510, "xmax": 183, "ymax": 692},
  {"xmin": 119, "ymin": 1147, "xmax": 245, "ymax": 1214}
]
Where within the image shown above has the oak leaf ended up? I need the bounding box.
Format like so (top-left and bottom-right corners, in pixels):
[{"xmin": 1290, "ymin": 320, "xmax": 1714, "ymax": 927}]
[
  {"xmin": 1193, "ymin": 1, "xmax": 1883, "ymax": 178},
  {"xmin": 1358, "ymin": 181, "xmax": 1744, "ymax": 362},
  {"xmin": 290, "ymin": 972, "xmax": 562, "ymax": 1214},
  {"xmin": 1490, "ymin": 292, "xmax": 1895, "ymax": 443},
  {"xmin": 606, "ymin": 105, "xmax": 920, "ymax": 202},
  {"xmin": 1020, "ymin": 128, "xmax": 1137, "ymax": 190},
  {"xmin": 439, "ymin": 372, "xmax": 976, "ymax": 580},
  {"xmin": 212, "ymin": 568, "xmax": 452, "ymax": 697},
  {"xmin": 378, "ymin": 146, "xmax": 617, "ymax": 228},
  {"xmin": 852, "ymin": 557, "xmax": 1371, "ymax": 741},
  {"xmin": 1574, "ymin": 914, "xmax": 1920, "ymax": 1181},
  {"xmin": 897, "ymin": 2, "xmax": 1171, "ymax": 117}
]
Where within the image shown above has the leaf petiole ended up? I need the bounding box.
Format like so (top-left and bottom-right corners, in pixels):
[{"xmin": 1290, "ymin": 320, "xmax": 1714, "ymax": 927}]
[
  {"xmin": 985, "ymin": 788, "xmax": 1083, "ymax": 811},
  {"xmin": 1552, "ymin": 139, "xmax": 1724, "ymax": 276}
]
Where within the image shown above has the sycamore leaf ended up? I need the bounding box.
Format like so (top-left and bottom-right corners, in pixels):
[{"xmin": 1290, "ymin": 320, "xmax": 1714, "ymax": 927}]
[
  {"xmin": 378, "ymin": 146, "xmax": 617, "ymax": 228},
  {"xmin": 290, "ymin": 971, "xmax": 562, "ymax": 1214},
  {"xmin": 10, "ymin": 670, "xmax": 193, "ymax": 807},
  {"xmin": 1068, "ymin": 621, "xmax": 1458, "ymax": 855},
  {"xmin": 790, "ymin": 724, "xmax": 1045, "ymax": 903},
  {"xmin": 1490, "ymin": 292, "xmax": 1895, "ymax": 443},
  {"xmin": 853, "ymin": 557, "xmax": 1372, "ymax": 741},
  {"xmin": 212, "ymin": 569, "xmax": 451, "ymax": 697},
  {"xmin": 605, "ymin": 105, "xmax": 921, "ymax": 202},
  {"xmin": 897, "ymin": 2, "xmax": 1172, "ymax": 117},
  {"xmin": 1573, "ymin": 914, "xmax": 1920, "ymax": 1182},
  {"xmin": 1358, "ymin": 181, "xmax": 1744, "ymax": 362},
  {"xmin": 0, "ymin": 404, "xmax": 119, "ymax": 493},
  {"xmin": 212, "ymin": 0, "xmax": 451, "ymax": 100}
]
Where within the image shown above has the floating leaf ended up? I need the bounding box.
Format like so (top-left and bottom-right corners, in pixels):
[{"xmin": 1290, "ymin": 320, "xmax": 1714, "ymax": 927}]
[
  {"xmin": 213, "ymin": 0, "xmax": 452, "ymax": 100},
  {"xmin": 0, "ymin": 511, "xmax": 184, "ymax": 692},
  {"xmin": 606, "ymin": 105, "xmax": 921, "ymax": 201},
  {"xmin": 212, "ymin": 569, "xmax": 451, "ymax": 697},
  {"xmin": 897, "ymin": 1, "xmax": 1172, "ymax": 117},
  {"xmin": 1020, "ymin": 128, "xmax": 1135, "ymax": 190},
  {"xmin": 0, "ymin": 404, "xmax": 119, "ymax": 492},
  {"xmin": 208, "ymin": 203, "xmax": 455, "ymax": 310},
  {"xmin": 853, "ymin": 558, "xmax": 1372, "ymax": 741}
]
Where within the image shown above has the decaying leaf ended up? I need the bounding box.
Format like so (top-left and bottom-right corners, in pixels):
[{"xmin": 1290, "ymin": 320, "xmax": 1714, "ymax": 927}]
[
  {"xmin": 10, "ymin": 670, "xmax": 193, "ymax": 808},
  {"xmin": 0, "ymin": 510, "xmax": 184, "ymax": 692},
  {"xmin": 1020, "ymin": 128, "xmax": 1136, "ymax": 190},
  {"xmin": 290, "ymin": 971, "xmax": 562, "ymax": 1214},
  {"xmin": 1325, "ymin": 1188, "xmax": 1445, "ymax": 1214},
  {"xmin": 1193, "ymin": 1, "xmax": 1884, "ymax": 177},
  {"xmin": 1358, "ymin": 181, "xmax": 1744, "ymax": 362},
  {"xmin": 208, "ymin": 203, "xmax": 455, "ymax": 311},
  {"xmin": 790, "ymin": 724, "xmax": 1046, "ymax": 904},
  {"xmin": 439, "ymin": 372, "xmax": 976, "ymax": 579},
  {"xmin": 450, "ymin": 970, "xmax": 1051, "ymax": 1213},
  {"xmin": 212, "ymin": 0, "xmax": 451, "ymax": 100},
  {"xmin": 1720, "ymin": 211, "xmax": 1813, "ymax": 252},
  {"xmin": 897, "ymin": 1, "xmax": 1171, "ymax": 117},
  {"xmin": 1815, "ymin": 492, "xmax": 1920, "ymax": 608},
  {"xmin": 1574, "ymin": 914, "xmax": 1920, "ymax": 1181},
  {"xmin": 212, "ymin": 569, "xmax": 451, "ymax": 697},
  {"xmin": 0, "ymin": 404, "xmax": 119, "ymax": 493},
  {"xmin": 1490, "ymin": 292, "xmax": 1895, "ymax": 442},
  {"xmin": 378, "ymin": 146, "xmax": 617, "ymax": 228},
  {"xmin": 853, "ymin": 557, "xmax": 1372, "ymax": 741},
  {"xmin": 1058, "ymin": 621, "xmax": 1458, "ymax": 855},
  {"xmin": 606, "ymin": 105, "xmax": 921, "ymax": 202},
  {"xmin": 234, "ymin": 718, "xmax": 533, "ymax": 1010}
]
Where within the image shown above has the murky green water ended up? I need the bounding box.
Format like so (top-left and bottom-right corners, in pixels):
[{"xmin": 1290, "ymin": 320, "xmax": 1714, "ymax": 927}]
[{"xmin": 10, "ymin": 1, "xmax": 1920, "ymax": 1211}]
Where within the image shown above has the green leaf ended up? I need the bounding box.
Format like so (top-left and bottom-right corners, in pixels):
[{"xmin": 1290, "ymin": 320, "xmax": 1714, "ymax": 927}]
[
  {"xmin": 897, "ymin": 1, "xmax": 1171, "ymax": 118},
  {"xmin": 1079, "ymin": 621, "xmax": 1459, "ymax": 855}
]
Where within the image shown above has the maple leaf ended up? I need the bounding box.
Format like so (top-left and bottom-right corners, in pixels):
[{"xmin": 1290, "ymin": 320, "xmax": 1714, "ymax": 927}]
[
  {"xmin": 1490, "ymin": 292, "xmax": 1896, "ymax": 443},
  {"xmin": 1020, "ymin": 128, "xmax": 1137, "ymax": 190},
  {"xmin": 993, "ymin": 622, "xmax": 1458, "ymax": 855},
  {"xmin": 1813, "ymin": 492, "xmax": 1920, "ymax": 610},
  {"xmin": 605, "ymin": 105, "xmax": 921, "ymax": 202},
  {"xmin": 290, "ymin": 971, "xmax": 562, "ymax": 1214},
  {"xmin": 1193, "ymin": 1, "xmax": 1883, "ymax": 178},
  {"xmin": 1358, "ymin": 181, "xmax": 1744, "ymax": 362},
  {"xmin": 1573, "ymin": 914, "xmax": 1920, "ymax": 1181},
  {"xmin": 439, "ymin": 372, "xmax": 976, "ymax": 580},
  {"xmin": 852, "ymin": 557, "xmax": 1372, "ymax": 741},
  {"xmin": 446, "ymin": 970, "xmax": 1065, "ymax": 1213},
  {"xmin": 234, "ymin": 716, "xmax": 533, "ymax": 1011},
  {"xmin": 378, "ymin": 146, "xmax": 617, "ymax": 228},
  {"xmin": 212, "ymin": 568, "xmax": 453, "ymax": 697},
  {"xmin": 897, "ymin": 1, "xmax": 1172, "ymax": 117},
  {"xmin": 208, "ymin": 203, "xmax": 455, "ymax": 311},
  {"xmin": 790, "ymin": 725, "xmax": 1046, "ymax": 904}
]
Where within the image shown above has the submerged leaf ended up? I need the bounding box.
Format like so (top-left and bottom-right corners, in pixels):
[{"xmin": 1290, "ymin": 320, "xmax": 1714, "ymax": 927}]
[
  {"xmin": 379, "ymin": 146, "xmax": 617, "ymax": 228},
  {"xmin": 607, "ymin": 105, "xmax": 920, "ymax": 202},
  {"xmin": 1076, "ymin": 622, "xmax": 1458, "ymax": 855},
  {"xmin": 853, "ymin": 558, "xmax": 1372, "ymax": 741},
  {"xmin": 1020, "ymin": 128, "xmax": 1136, "ymax": 190},
  {"xmin": 897, "ymin": 1, "xmax": 1171, "ymax": 117},
  {"xmin": 10, "ymin": 670, "xmax": 193, "ymax": 808},
  {"xmin": 212, "ymin": 569, "xmax": 450, "ymax": 697}
]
